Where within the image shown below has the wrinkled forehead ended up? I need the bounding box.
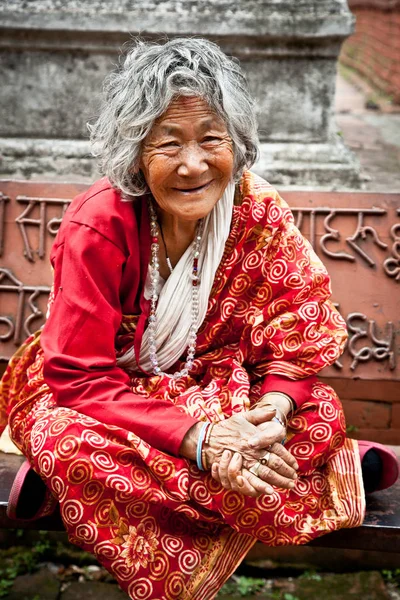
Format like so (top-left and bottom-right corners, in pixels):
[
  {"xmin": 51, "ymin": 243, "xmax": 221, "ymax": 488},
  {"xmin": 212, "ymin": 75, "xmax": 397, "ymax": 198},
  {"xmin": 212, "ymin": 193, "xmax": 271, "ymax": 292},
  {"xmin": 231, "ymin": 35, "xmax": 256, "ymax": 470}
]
[{"xmin": 151, "ymin": 96, "xmax": 226, "ymax": 134}]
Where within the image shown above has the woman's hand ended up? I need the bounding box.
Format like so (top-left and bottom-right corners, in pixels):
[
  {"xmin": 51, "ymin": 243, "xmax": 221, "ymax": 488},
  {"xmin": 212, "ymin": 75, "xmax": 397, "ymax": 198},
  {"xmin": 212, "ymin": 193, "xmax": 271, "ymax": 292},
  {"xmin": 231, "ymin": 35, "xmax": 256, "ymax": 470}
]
[
  {"xmin": 211, "ymin": 450, "xmax": 274, "ymax": 497},
  {"xmin": 212, "ymin": 441, "xmax": 298, "ymax": 497},
  {"xmin": 206, "ymin": 407, "xmax": 298, "ymax": 495},
  {"xmin": 179, "ymin": 405, "xmax": 298, "ymax": 498},
  {"xmin": 204, "ymin": 406, "xmax": 284, "ymax": 466}
]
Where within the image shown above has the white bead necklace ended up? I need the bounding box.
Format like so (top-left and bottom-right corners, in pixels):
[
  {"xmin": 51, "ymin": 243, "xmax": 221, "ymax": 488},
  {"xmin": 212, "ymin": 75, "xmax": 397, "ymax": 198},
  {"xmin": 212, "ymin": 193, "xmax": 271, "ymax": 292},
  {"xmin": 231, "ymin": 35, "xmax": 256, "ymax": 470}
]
[{"xmin": 147, "ymin": 200, "xmax": 203, "ymax": 379}]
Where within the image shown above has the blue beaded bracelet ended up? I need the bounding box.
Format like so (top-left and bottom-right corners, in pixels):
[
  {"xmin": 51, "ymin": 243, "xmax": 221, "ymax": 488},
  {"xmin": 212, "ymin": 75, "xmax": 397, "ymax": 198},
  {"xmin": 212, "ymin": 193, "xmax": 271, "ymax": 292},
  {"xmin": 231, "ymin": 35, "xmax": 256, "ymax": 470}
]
[{"xmin": 196, "ymin": 422, "xmax": 209, "ymax": 471}]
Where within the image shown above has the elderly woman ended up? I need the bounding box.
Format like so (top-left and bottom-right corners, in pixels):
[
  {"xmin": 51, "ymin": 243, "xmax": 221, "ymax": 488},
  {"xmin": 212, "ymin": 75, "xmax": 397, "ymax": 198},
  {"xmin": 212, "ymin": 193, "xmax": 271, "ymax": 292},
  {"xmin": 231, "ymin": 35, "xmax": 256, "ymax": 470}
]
[{"xmin": 1, "ymin": 38, "xmax": 398, "ymax": 599}]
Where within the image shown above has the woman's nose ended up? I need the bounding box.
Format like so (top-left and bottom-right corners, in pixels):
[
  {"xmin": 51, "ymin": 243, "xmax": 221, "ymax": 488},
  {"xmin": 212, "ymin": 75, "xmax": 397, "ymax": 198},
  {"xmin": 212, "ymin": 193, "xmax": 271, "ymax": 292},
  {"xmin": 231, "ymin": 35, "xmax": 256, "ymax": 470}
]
[{"xmin": 176, "ymin": 143, "xmax": 208, "ymax": 177}]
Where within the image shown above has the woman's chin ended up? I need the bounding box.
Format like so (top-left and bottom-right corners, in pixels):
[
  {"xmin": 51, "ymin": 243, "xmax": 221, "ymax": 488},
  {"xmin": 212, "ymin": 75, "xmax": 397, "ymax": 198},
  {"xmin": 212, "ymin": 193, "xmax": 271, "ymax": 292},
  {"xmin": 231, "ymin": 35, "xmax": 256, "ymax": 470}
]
[
  {"xmin": 160, "ymin": 197, "xmax": 220, "ymax": 222},
  {"xmin": 177, "ymin": 206, "xmax": 217, "ymax": 222}
]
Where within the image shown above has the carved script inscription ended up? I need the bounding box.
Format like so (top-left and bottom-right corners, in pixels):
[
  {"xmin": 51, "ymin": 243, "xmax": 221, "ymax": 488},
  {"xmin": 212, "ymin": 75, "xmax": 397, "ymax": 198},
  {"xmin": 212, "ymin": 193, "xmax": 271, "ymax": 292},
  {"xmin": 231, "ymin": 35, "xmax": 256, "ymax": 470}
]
[
  {"xmin": 0, "ymin": 268, "xmax": 50, "ymax": 349},
  {"xmin": 333, "ymin": 312, "xmax": 396, "ymax": 372},
  {"xmin": 383, "ymin": 209, "xmax": 400, "ymax": 281},
  {"xmin": 0, "ymin": 193, "xmax": 9, "ymax": 257},
  {"xmin": 9, "ymin": 199, "xmax": 400, "ymax": 284},
  {"xmin": 16, "ymin": 196, "xmax": 71, "ymax": 262},
  {"xmin": 292, "ymin": 207, "xmax": 400, "ymax": 278}
]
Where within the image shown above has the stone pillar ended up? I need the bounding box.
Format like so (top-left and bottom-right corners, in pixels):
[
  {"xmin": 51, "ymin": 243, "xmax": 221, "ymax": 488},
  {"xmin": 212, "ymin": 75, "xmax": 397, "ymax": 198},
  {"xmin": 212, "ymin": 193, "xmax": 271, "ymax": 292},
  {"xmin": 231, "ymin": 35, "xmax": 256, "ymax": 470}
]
[{"xmin": 0, "ymin": 0, "xmax": 361, "ymax": 187}]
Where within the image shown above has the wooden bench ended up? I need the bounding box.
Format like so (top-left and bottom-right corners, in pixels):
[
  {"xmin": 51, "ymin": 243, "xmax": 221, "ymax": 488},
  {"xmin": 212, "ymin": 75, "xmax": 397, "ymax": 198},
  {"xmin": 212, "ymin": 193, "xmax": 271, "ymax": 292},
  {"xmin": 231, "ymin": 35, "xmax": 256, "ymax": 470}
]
[{"xmin": 0, "ymin": 180, "xmax": 399, "ymax": 552}]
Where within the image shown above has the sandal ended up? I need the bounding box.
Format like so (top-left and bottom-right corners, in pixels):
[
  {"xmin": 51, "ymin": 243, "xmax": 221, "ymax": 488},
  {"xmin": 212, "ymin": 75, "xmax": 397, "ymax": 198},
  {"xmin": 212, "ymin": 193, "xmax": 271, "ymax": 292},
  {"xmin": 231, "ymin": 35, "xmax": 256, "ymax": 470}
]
[
  {"xmin": 7, "ymin": 460, "xmax": 58, "ymax": 521},
  {"xmin": 358, "ymin": 440, "xmax": 399, "ymax": 493}
]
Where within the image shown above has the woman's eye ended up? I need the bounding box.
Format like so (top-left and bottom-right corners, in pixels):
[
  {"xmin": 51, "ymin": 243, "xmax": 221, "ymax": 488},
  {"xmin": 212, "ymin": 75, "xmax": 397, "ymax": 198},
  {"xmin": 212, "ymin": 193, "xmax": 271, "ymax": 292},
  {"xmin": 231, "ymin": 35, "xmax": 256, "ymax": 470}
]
[
  {"xmin": 202, "ymin": 136, "xmax": 220, "ymax": 143},
  {"xmin": 160, "ymin": 141, "xmax": 179, "ymax": 148}
]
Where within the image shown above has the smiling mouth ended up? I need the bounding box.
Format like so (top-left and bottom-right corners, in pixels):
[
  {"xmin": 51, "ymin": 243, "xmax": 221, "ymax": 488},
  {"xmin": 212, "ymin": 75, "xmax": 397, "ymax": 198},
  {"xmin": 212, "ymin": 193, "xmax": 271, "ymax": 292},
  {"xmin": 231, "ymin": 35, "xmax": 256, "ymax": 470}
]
[{"xmin": 173, "ymin": 181, "xmax": 212, "ymax": 193}]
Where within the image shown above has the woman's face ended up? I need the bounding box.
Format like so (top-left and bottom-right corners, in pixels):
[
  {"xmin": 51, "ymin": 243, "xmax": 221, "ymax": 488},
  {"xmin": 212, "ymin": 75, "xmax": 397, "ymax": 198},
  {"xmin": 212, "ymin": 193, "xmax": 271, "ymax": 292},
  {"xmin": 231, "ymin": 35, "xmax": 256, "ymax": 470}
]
[{"xmin": 140, "ymin": 96, "xmax": 234, "ymax": 222}]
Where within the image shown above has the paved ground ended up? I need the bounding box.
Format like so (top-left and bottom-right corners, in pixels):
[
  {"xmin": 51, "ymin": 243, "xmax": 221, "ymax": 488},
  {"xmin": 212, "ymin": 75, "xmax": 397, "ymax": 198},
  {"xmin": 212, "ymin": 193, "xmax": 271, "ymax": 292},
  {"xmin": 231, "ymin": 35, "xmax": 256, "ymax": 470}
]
[
  {"xmin": 335, "ymin": 71, "xmax": 400, "ymax": 192},
  {"xmin": 2, "ymin": 561, "xmax": 399, "ymax": 600},
  {"xmin": 1, "ymin": 557, "xmax": 399, "ymax": 600}
]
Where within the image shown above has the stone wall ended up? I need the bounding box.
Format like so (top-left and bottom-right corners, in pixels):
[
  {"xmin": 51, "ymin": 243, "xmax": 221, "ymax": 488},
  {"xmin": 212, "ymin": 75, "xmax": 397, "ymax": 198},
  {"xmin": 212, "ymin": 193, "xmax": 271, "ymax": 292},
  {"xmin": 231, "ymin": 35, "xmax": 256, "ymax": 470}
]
[{"xmin": 0, "ymin": 0, "xmax": 361, "ymax": 187}]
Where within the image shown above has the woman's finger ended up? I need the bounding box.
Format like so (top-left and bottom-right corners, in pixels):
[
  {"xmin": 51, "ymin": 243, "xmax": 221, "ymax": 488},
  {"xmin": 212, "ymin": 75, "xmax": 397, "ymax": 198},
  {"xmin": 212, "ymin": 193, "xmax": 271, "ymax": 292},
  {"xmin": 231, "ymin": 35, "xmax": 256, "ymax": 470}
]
[
  {"xmin": 227, "ymin": 453, "xmax": 260, "ymax": 497},
  {"xmin": 269, "ymin": 442, "xmax": 299, "ymax": 471},
  {"xmin": 211, "ymin": 461, "xmax": 221, "ymax": 483},
  {"xmin": 212, "ymin": 454, "xmax": 261, "ymax": 497},
  {"xmin": 217, "ymin": 449, "xmax": 234, "ymax": 490},
  {"xmin": 235, "ymin": 475, "xmax": 261, "ymax": 497},
  {"xmin": 261, "ymin": 450, "xmax": 297, "ymax": 481},
  {"xmin": 247, "ymin": 420, "xmax": 285, "ymax": 449},
  {"xmin": 227, "ymin": 452, "xmax": 243, "ymax": 489},
  {"xmin": 227, "ymin": 453, "xmax": 265, "ymax": 497},
  {"xmin": 258, "ymin": 463, "xmax": 297, "ymax": 490},
  {"xmin": 245, "ymin": 406, "xmax": 277, "ymax": 427},
  {"xmin": 245, "ymin": 438, "xmax": 299, "ymax": 474},
  {"xmin": 242, "ymin": 469, "xmax": 274, "ymax": 496}
]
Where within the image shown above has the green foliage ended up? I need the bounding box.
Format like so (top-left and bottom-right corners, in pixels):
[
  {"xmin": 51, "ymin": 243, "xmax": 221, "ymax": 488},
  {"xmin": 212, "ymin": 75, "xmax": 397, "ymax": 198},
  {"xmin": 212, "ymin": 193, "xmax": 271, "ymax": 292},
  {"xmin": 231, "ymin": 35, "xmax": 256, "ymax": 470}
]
[
  {"xmin": 218, "ymin": 575, "xmax": 267, "ymax": 596},
  {"xmin": 0, "ymin": 578, "xmax": 14, "ymax": 598},
  {"xmin": 298, "ymin": 570, "xmax": 322, "ymax": 581},
  {"xmin": 381, "ymin": 569, "xmax": 400, "ymax": 587},
  {"xmin": 346, "ymin": 424, "xmax": 359, "ymax": 434},
  {"xmin": 236, "ymin": 577, "xmax": 266, "ymax": 596},
  {"xmin": 0, "ymin": 533, "xmax": 51, "ymax": 597}
]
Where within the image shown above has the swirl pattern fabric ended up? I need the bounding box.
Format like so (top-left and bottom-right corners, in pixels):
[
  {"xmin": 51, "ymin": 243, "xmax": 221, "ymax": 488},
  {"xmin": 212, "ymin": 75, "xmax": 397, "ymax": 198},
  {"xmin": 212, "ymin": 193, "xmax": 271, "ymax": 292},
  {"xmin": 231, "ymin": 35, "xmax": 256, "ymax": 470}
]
[{"xmin": 0, "ymin": 172, "xmax": 365, "ymax": 600}]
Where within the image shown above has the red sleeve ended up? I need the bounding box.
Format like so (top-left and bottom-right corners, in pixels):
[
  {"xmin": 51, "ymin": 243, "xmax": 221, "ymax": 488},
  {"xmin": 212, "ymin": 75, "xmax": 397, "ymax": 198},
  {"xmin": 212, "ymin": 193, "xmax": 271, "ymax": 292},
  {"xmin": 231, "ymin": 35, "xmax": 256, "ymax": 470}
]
[
  {"xmin": 41, "ymin": 221, "xmax": 198, "ymax": 456},
  {"xmin": 260, "ymin": 374, "xmax": 317, "ymax": 408}
]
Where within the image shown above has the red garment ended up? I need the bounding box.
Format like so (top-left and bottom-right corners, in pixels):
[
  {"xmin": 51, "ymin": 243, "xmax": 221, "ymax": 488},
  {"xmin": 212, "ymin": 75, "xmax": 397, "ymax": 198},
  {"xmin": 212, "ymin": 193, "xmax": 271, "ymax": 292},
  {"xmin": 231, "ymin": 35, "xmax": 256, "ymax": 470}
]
[
  {"xmin": 1, "ymin": 171, "xmax": 364, "ymax": 600},
  {"xmin": 40, "ymin": 176, "xmax": 313, "ymax": 456},
  {"xmin": 41, "ymin": 179, "xmax": 198, "ymax": 455}
]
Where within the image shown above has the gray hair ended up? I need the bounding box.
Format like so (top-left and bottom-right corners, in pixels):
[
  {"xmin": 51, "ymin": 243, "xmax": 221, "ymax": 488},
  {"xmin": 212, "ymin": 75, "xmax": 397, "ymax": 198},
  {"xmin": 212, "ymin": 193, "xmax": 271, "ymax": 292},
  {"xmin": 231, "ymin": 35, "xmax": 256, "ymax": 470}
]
[{"xmin": 89, "ymin": 37, "xmax": 259, "ymax": 198}]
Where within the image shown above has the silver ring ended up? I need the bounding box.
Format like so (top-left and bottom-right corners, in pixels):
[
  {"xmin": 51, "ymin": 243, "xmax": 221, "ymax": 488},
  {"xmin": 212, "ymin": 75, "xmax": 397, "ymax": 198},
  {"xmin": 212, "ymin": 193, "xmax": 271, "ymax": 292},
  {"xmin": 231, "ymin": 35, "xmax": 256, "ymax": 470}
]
[
  {"xmin": 249, "ymin": 461, "xmax": 261, "ymax": 477},
  {"xmin": 259, "ymin": 451, "xmax": 271, "ymax": 467}
]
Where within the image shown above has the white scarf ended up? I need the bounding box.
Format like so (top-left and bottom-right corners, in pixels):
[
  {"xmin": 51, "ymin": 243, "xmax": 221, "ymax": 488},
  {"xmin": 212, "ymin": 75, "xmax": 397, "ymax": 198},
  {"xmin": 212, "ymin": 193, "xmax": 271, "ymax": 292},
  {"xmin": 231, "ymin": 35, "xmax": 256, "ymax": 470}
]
[{"xmin": 117, "ymin": 181, "xmax": 235, "ymax": 373}]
